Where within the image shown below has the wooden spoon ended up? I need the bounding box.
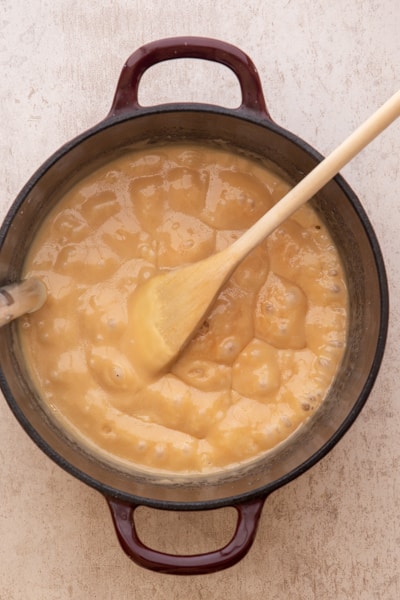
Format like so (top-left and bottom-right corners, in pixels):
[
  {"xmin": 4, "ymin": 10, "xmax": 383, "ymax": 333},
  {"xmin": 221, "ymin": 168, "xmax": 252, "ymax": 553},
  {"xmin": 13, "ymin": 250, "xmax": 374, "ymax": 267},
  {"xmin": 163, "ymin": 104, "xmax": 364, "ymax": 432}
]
[
  {"xmin": 0, "ymin": 278, "xmax": 47, "ymax": 327},
  {"xmin": 130, "ymin": 89, "xmax": 400, "ymax": 377}
]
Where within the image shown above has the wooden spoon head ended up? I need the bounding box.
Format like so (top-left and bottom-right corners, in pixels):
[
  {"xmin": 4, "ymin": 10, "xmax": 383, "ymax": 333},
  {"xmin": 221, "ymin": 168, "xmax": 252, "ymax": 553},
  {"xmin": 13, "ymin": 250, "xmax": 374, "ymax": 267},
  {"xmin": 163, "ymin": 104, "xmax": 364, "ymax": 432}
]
[{"xmin": 129, "ymin": 250, "xmax": 232, "ymax": 377}]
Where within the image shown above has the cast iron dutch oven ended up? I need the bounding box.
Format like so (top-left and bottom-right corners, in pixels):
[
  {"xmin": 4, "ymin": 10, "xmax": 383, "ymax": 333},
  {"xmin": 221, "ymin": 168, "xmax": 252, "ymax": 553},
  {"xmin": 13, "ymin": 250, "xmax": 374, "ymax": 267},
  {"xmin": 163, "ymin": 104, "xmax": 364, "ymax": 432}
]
[{"xmin": 0, "ymin": 37, "xmax": 388, "ymax": 575}]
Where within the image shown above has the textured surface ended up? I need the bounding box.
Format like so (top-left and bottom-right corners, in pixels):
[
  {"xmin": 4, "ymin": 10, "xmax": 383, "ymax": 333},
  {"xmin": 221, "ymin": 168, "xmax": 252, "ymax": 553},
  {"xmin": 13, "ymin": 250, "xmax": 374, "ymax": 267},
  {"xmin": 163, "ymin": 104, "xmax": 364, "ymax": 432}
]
[{"xmin": 0, "ymin": 1, "xmax": 399, "ymax": 598}]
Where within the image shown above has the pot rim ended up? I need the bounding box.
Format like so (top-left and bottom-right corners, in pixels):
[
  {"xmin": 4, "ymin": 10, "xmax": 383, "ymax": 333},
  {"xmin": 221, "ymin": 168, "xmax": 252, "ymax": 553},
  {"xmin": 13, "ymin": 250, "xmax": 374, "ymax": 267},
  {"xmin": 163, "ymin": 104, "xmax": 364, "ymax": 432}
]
[{"xmin": 0, "ymin": 102, "xmax": 389, "ymax": 511}]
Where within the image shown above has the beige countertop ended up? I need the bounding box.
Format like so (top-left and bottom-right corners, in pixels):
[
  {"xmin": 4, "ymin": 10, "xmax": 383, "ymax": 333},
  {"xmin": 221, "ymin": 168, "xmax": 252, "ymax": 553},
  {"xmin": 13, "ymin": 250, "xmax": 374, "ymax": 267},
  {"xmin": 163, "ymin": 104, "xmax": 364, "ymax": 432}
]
[{"xmin": 0, "ymin": 1, "xmax": 399, "ymax": 598}]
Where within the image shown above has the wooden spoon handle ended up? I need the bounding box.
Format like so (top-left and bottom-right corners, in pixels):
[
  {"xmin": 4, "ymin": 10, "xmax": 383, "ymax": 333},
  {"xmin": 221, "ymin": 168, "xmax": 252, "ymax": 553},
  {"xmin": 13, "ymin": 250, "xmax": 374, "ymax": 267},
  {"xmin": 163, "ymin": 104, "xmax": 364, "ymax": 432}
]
[
  {"xmin": 0, "ymin": 278, "xmax": 47, "ymax": 327},
  {"xmin": 230, "ymin": 89, "xmax": 400, "ymax": 260}
]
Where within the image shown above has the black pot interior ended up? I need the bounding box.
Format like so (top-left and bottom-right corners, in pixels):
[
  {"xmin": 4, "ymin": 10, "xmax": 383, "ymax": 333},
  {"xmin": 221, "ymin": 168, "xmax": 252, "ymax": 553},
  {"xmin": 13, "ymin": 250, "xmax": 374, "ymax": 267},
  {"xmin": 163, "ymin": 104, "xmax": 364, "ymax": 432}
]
[{"xmin": 0, "ymin": 107, "xmax": 388, "ymax": 508}]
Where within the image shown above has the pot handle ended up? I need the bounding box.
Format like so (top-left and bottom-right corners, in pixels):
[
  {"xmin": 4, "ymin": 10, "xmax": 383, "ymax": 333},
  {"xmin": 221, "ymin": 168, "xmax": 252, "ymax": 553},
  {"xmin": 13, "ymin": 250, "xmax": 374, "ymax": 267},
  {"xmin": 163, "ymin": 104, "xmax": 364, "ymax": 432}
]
[
  {"xmin": 108, "ymin": 36, "xmax": 271, "ymax": 120},
  {"xmin": 106, "ymin": 495, "xmax": 266, "ymax": 575}
]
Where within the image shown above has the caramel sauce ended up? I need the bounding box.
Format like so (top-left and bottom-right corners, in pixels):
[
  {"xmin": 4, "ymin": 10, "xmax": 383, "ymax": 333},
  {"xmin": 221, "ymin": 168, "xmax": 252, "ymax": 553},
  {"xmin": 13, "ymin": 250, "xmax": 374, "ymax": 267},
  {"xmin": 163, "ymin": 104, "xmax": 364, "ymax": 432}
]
[{"xmin": 19, "ymin": 145, "xmax": 348, "ymax": 474}]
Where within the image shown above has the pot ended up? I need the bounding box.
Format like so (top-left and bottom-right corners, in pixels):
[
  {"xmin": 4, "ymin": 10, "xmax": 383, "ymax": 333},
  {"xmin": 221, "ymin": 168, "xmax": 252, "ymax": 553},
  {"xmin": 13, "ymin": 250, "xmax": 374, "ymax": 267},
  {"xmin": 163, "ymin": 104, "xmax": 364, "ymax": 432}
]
[{"xmin": 0, "ymin": 37, "xmax": 388, "ymax": 575}]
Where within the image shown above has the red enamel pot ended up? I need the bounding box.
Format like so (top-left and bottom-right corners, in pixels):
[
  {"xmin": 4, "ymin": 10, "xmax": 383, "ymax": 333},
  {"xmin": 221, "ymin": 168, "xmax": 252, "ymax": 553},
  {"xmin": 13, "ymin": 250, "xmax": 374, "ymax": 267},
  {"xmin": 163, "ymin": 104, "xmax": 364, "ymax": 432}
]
[{"xmin": 0, "ymin": 37, "xmax": 388, "ymax": 575}]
